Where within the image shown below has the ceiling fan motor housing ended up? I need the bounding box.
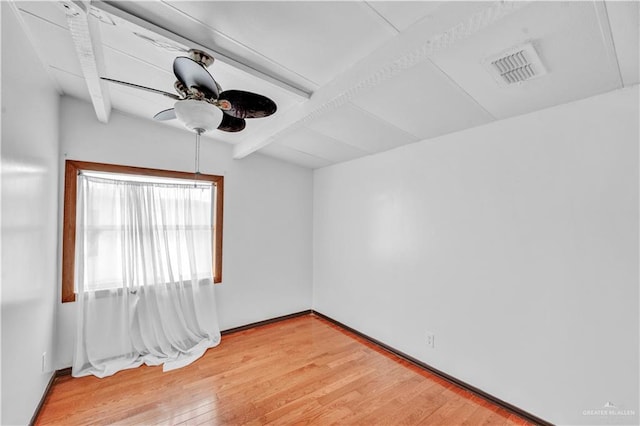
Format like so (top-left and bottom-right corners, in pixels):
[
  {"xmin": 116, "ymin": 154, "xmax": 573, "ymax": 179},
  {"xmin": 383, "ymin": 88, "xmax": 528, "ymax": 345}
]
[{"xmin": 188, "ymin": 49, "xmax": 214, "ymax": 68}]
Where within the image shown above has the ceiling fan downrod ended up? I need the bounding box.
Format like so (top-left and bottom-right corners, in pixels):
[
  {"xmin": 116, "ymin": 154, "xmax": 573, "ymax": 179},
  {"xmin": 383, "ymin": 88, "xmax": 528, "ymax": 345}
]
[{"xmin": 189, "ymin": 49, "xmax": 214, "ymax": 68}]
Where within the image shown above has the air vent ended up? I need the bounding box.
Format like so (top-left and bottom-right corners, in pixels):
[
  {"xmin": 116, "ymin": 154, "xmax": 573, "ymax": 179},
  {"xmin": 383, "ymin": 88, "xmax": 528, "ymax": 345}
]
[{"xmin": 484, "ymin": 43, "xmax": 546, "ymax": 86}]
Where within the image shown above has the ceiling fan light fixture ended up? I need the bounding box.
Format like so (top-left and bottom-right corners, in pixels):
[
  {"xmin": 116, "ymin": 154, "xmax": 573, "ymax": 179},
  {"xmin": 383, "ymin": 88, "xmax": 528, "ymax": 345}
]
[{"xmin": 174, "ymin": 99, "xmax": 223, "ymax": 133}]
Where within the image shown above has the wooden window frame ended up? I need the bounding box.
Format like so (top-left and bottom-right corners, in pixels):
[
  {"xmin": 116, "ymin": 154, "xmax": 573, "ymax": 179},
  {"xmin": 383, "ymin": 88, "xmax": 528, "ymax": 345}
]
[{"xmin": 61, "ymin": 160, "xmax": 224, "ymax": 303}]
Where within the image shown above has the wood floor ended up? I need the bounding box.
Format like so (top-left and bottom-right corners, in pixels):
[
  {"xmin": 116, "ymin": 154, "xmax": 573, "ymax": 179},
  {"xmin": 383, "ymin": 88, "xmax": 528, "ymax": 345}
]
[{"xmin": 37, "ymin": 314, "xmax": 531, "ymax": 425}]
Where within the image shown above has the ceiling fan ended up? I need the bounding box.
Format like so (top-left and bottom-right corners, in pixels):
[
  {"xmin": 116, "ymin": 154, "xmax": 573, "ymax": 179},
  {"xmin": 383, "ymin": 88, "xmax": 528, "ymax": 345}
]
[{"xmin": 101, "ymin": 49, "xmax": 277, "ymax": 134}]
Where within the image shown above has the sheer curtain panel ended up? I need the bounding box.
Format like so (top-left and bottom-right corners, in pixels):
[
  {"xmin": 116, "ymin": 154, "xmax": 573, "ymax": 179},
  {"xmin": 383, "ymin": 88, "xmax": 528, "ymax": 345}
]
[{"xmin": 72, "ymin": 174, "xmax": 221, "ymax": 378}]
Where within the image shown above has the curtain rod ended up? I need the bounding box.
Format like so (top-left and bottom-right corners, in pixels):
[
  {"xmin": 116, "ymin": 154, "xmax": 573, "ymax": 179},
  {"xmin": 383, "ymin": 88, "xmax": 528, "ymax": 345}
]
[{"xmin": 78, "ymin": 170, "xmax": 213, "ymax": 188}]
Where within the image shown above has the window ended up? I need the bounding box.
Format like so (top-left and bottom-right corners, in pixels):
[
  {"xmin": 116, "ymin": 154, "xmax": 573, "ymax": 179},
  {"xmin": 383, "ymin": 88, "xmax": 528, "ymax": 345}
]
[{"xmin": 62, "ymin": 160, "xmax": 223, "ymax": 302}]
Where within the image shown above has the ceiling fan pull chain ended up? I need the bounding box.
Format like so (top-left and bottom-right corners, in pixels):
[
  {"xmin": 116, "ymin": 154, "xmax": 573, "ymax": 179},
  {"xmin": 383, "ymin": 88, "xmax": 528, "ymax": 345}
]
[{"xmin": 194, "ymin": 129, "xmax": 202, "ymax": 185}]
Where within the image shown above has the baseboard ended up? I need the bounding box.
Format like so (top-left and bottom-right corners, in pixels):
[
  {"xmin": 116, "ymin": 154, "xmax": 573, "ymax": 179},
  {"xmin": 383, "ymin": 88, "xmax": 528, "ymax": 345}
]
[
  {"xmin": 221, "ymin": 309, "xmax": 312, "ymax": 335},
  {"xmin": 28, "ymin": 372, "xmax": 56, "ymax": 426},
  {"xmin": 56, "ymin": 367, "xmax": 72, "ymax": 377},
  {"xmin": 311, "ymin": 310, "xmax": 552, "ymax": 426}
]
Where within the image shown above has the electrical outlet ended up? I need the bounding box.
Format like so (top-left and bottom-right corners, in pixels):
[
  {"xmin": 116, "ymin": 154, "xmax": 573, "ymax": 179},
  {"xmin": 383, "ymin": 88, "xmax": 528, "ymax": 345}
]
[{"xmin": 426, "ymin": 332, "xmax": 435, "ymax": 349}]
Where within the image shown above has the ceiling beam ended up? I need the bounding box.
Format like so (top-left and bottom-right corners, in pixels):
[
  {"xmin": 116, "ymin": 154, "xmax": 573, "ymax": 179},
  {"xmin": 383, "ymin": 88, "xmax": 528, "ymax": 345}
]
[
  {"xmin": 232, "ymin": 1, "xmax": 530, "ymax": 160},
  {"xmin": 62, "ymin": 0, "xmax": 111, "ymax": 123},
  {"xmin": 90, "ymin": 0, "xmax": 311, "ymax": 100}
]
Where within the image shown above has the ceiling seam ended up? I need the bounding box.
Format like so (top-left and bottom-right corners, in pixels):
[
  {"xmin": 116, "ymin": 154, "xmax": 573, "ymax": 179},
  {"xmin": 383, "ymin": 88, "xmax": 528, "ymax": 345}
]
[
  {"xmin": 262, "ymin": 153, "xmax": 329, "ymax": 169},
  {"xmin": 102, "ymin": 44, "xmax": 174, "ymax": 76},
  {"xmin": 271, "ymin": 143, "xmax": 335, "ymax": 164},
  {"xmin": 17, "ymin": 7, "xmax": 68, "ymax": 30},
  {"xmin": 347, "ymin": 102, "xmax": 422, "ymax": 141},
  {"xmin": 592, "ymin": 0, "xmax": 625, "ymax": 88},
  {"xmin": 426, "ymin": 58, "xmax": 497, "ymax": 120},
  {"xmin": 304, "ymin": 127, "xmax": 373, "ymax": 156},
  {"xmin": 49, "ymin": 65, "xmax": 84, "ymax": 79},
  {"xmin": 363, "ymin": 2, "xmax": 401, "ymax": 34},
  {"xmin": 234, "ymin": 0, "xmax": 529, "ymax": 159}
]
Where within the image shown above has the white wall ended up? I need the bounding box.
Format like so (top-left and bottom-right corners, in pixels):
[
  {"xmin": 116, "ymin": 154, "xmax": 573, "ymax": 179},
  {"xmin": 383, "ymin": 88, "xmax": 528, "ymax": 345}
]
[
  {"xmin": 313, "ymin": 87, "xmax": 639, "ymax": 425},
  {"xmin": 1, "ymin": 4, "xmax": 61, "ymax": 424},
  {"xmin": 55, "ymin": 96, "xmax": 313, "ymax": 368}
]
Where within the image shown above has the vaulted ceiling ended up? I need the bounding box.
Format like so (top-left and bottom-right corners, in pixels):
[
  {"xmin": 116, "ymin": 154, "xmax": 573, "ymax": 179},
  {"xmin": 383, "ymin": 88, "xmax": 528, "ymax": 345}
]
[{"xmin": 12, "ymin": 1, "xmax": 639, "ymax": 168}]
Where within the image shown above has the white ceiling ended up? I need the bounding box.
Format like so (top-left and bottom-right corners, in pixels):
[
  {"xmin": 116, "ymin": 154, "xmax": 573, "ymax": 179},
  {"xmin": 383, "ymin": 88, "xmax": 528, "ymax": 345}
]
[{"xmin": 12, "ymin": 1, "xmax": 639, "ymax": 169}]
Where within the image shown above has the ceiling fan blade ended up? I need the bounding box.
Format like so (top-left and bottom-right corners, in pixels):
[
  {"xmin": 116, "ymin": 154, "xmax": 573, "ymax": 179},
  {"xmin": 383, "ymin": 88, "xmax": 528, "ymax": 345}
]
[
  {"xmin": 173, "ymin": 56, "xmax": 219, "ymax": 99},
  {"xmin": 217, "ymin": 113, "xmax": 246, "ymax": 132},
  {"xmin": 153, "ymin": 108, "xmax": 177, "ymax": 121},
  {"xmin": 218, "ymin": 90, "xmax": 277, "ymax": 119},
  {"xmin": 101, "ymin": 77, "xmax": 181, "ymax": 100}
]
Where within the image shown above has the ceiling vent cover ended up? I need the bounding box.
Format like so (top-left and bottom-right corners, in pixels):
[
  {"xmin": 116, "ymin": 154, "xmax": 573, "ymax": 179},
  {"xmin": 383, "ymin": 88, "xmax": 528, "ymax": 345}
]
[{"xmin": 484, "ymin": 43, "xmax": 546, "ymax": 86}]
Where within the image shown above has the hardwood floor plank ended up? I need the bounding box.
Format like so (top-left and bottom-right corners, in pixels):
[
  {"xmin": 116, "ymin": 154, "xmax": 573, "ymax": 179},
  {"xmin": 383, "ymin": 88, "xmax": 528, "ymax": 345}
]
[
  {"xmin": 36, "ymin": 315, "xmax": 532, "ymax": 425},
  {"xmin": 359, "ymin": 378, "xmax": 438, "ymax": 425}
]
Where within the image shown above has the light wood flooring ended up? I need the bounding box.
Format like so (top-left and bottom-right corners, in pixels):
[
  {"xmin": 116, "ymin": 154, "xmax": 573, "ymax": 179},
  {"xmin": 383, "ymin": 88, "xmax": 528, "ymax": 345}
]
[{"xmin": 36, "ymin": 314, "xmax": 531, "ymax": 425}]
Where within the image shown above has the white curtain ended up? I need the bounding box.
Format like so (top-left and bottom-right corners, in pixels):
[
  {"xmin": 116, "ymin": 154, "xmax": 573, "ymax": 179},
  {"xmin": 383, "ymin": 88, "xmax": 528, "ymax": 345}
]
[{"xmin": 72, "ymin": 174, "xmax": 221, "ymax": 378}]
